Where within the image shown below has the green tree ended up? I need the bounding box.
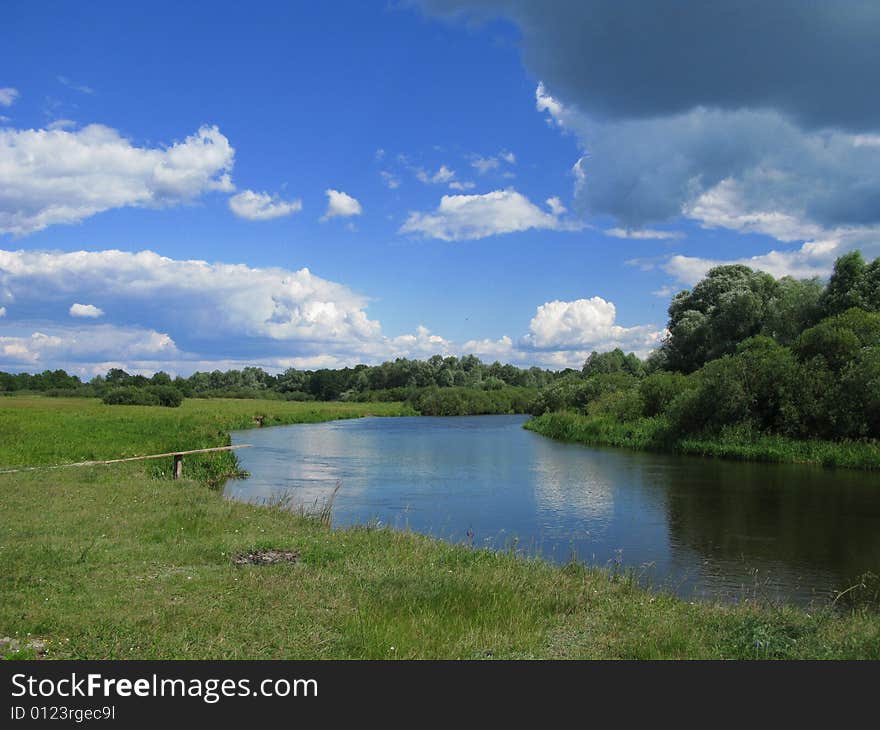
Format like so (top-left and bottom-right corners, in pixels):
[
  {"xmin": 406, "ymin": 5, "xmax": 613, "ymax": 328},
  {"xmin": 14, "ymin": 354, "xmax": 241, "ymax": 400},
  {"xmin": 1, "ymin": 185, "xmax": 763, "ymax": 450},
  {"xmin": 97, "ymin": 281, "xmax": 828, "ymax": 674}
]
[
  {"xmin": 820, "ymin": 251, "xmax": 866, "ymax": 316},
  {"xmin": 639, "ymin": 371, "xmax": 689, "ymax": 417},
  {"xmin": 664, "ymin": 264, "xmax": 779, "ymax": 372},
  {"xmin": 762, "ymin": 276, "xmax": 823, "ymax": 344},
  {"xmin": 794, "ymin": 308, "xmax": 880, "ymax": 371},
  {"xmin": 582, "ymin": 348, "xmax": 644, "ymax": 377}
]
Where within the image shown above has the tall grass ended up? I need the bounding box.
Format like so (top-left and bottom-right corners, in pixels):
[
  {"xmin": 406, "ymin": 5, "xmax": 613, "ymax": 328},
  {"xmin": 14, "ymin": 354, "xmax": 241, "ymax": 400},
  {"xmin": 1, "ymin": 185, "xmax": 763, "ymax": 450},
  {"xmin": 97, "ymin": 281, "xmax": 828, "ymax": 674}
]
[{"xmin": 525, "ymin": 411, "xmax": 880, "ymax": 470}]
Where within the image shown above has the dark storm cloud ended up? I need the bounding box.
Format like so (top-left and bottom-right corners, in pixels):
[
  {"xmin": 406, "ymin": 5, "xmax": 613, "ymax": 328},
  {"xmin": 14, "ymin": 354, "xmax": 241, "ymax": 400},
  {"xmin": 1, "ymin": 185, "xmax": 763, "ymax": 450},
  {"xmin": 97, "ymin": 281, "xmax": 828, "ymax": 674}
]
[
  {"xmin": 419, "ymin": 0, "xmax": 880, "ymax": 234},
  {"xmin": 421, "ymin": 0, "xmax": 880, "ymax": 131}
]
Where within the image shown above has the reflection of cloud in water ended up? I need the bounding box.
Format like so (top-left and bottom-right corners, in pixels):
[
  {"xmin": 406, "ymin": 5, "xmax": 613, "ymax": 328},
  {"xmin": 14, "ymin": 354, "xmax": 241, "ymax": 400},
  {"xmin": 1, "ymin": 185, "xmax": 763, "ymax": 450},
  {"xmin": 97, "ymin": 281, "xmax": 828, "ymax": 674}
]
[
  {"xmin": 527, "ymin": 438, "xmax": 675, "ymax": 569},
  {"xmin": 287, "ymin": 457, "xmax": 338, "ymax": 483},
  {"xmin": 226, "ymin": 421, "xmax": 368, "ymax": 512},
  {"xmin": 531, "ymin": 442, "xmax": 615, "ymax": 540}
]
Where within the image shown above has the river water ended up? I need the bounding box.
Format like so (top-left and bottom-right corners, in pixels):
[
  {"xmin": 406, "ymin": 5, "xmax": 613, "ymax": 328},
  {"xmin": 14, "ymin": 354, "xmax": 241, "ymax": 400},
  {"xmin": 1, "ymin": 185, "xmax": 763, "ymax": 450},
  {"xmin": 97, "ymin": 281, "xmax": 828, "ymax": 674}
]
[{"xmin": 226, "ymin": 414, "xmax": 880, "ymax": 605}]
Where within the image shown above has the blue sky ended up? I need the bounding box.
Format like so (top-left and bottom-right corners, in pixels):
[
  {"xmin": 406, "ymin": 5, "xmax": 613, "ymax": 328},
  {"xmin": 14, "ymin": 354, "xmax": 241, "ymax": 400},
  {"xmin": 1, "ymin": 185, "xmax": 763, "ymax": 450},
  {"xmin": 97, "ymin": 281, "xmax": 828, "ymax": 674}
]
[{"xmin": 2, "ymin": 1, "xmax": 879, "ymax": 375}]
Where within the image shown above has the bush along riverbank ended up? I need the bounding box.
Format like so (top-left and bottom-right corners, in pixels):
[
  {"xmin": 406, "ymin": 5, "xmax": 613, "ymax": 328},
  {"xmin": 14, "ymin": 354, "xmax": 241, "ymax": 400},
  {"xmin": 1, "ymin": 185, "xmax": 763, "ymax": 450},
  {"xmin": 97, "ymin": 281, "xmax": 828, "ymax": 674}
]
[
  {"xmin": 525, "ymin": 411, "xmax": 880, "ymax": 470},
  {"xmin": 1, "ymin": 395, "xmax": 879, "ymax": 659}
]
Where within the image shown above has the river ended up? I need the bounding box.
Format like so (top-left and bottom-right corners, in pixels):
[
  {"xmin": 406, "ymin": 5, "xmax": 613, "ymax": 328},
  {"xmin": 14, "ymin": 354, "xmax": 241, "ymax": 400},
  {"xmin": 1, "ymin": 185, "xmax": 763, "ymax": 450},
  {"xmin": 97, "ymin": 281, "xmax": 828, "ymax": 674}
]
[{"xmin": 226, "ymin": 414, "xmax": 880, "ymax": 605}]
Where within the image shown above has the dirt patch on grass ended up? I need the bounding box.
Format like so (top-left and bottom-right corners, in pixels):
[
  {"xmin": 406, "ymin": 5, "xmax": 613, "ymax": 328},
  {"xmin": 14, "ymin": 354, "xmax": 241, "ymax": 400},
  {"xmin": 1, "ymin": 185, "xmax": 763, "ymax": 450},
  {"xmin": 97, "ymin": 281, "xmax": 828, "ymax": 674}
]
[
  {"xmin": 232, "ymin": 550, "xmax": 299, "ymax": 566},
  {"xmin": 1, "ymin": 636, "xmax": 49, "ymax": 658}
]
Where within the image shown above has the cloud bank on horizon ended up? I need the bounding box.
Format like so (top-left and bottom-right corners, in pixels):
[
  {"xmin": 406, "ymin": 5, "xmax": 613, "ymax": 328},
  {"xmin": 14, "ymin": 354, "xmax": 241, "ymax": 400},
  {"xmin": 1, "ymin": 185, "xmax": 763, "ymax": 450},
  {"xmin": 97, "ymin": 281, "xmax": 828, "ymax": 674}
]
[{"xmin": 0, "ymin": 248, "xmax": 661, "ymax": 375}]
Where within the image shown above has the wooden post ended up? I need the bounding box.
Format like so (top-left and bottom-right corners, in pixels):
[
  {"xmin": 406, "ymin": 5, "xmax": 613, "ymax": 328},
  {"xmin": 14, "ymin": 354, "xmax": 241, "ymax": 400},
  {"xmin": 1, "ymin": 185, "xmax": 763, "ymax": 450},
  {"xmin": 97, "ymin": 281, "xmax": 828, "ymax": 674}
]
[{"xmin": 173, "ymin": 454, "xmax": 183, "ymax": 479}]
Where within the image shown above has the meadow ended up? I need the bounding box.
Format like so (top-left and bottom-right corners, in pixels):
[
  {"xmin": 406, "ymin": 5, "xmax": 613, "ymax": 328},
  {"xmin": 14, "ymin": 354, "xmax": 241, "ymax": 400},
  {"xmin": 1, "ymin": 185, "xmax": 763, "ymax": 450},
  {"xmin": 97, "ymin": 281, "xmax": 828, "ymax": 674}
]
[
  {"xmin": 0, "ymin": 396, "xmax": 415, "ymax": 483},
  {"xmin": 1, "ymin": 396, "xmax": 878, "ymax": 659}
]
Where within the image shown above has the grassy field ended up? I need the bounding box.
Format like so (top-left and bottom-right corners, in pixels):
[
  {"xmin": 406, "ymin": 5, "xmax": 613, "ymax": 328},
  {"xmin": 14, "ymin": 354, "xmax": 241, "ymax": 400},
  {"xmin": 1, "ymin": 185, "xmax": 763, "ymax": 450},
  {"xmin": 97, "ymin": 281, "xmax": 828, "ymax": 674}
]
[
  {"xmin": 1, "ymin": 396, "xmax": 878, "ymax": 659},
  {"xmin": 526, "ymin": 411, "xmax": 880, "ymax": 470},
  {"xmin": 0, "ymin": 396, "xmax": 414, "ymax": 483}
]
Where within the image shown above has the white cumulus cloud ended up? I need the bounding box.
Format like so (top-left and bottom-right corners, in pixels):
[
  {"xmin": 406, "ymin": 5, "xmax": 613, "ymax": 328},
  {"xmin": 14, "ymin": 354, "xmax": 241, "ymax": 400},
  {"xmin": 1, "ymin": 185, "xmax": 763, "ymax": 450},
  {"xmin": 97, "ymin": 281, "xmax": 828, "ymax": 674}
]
[
  {"xmin": 399, "ymin": 189, "xmax": 581, "ymax": 241},
  {"xmin": 461, "ymin": 296, "xmax": 662, "ymax": 369},
  {"xmin": 522, "ymin": 297, "xmax": 662, "ymax": 354},
  {"xmin": 228, "ymin": 190, "xmax": 302, "ymax": 221},
  {"xmin": 662, "ymin": 238, "xmax": 849, "ymax": 287},
  {"xmin": 69, "ymin": 302, "xmax": 104, "ymax": 318},
  {"xmin": 460, "ymin": 335, "xmax": 515, "ymax": 361},
  {"xmin": 0, "ymin": 123, "xmax": 235, "ymax": 235},
  {"xmin": 0, "ymin": 248, "xmax": 378, "ymax": 345},
  {"xmin": 536, "ymin": 82, "xmax": 565, "ymax": 125},
  {"xmin": 321, "ymin": 189, "xmax": 362, "ymax": 221}
]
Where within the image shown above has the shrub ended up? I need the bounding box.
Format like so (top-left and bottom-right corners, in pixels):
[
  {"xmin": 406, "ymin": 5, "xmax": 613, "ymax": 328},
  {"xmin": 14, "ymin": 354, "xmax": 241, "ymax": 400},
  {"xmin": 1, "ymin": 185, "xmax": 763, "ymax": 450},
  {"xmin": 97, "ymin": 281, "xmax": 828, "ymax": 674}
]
[
  {"xmin": 733, "ymin": 336, "xmax": 801, "ymax": 434},
  {"xmin": 581, "ymin": 348, "xmax": 644, "ymax": 377},
  {"xmin": 103, "ymin": 387, "xmax": 161, "ymax": 406},
  {"xmin": 410, "ymin": 385, "xmax": 537, "ymax": 416},
  {"xmin": 102, "ymin": 386, "xmax": 183, "ymax": 407},
  {"xmin": 586, "ymin": 388, "xmax": 645, "ymax": 422},
  {"xmin": 664, "ymin": 338, "xmax": 802, "ymax": 437},
  {"xmin": 794, "ymin": 309, "xmax": 880, "ymax": 371},
  {"xmin": 148, "ymin": 385, "xmax": 184, "ymax": 407},
  {"xmin": 831, "ymin": 347, "xmax": 880, "ymax": 439},
  {"xmin": 665, "ymin": 356, "xmax": 751, "ymax": 435},
  {"xmin": 529, "ymin": 372, "xmax": 637, "ymax": 415},
  {"xmin": 638, "ymin": 372, "xmax": 690, "ymax": 417}
]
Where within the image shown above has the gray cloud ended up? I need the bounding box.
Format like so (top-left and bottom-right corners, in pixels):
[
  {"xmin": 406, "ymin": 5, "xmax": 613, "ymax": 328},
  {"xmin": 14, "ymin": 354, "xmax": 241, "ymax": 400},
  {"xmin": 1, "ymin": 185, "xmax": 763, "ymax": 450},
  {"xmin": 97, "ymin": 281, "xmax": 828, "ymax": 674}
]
[
  {"xmin": 421, "ymin": 0, "xmax": 880, "ymax": 131},
  {"xmin": 418, "ymin": 0, "xmax": 880, "ymax": 263},
  {"xmin": 565, "ymin": 106, "xmax": 880, "ymax": 230}
]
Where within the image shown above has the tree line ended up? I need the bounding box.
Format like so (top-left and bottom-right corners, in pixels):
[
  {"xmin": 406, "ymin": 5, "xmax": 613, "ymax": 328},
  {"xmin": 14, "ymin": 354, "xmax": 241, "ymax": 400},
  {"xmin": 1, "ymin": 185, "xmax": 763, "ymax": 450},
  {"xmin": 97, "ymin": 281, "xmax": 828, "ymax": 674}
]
[{"xmin": 0, "ymin": 354, "xmax": 561, "ymax": 412}]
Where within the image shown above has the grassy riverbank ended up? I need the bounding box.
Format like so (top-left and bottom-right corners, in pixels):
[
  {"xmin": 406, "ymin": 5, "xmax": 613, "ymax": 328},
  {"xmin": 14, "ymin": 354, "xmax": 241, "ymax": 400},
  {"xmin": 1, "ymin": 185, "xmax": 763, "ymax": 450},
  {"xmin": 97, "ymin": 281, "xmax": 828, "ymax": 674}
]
[
  {"xmin": 525, "ymin": 411, "xmax": 880, "ymax": 470},
  {"xmin": 1, "ymin": 396, "xmax": 878, "ymax": 659}
]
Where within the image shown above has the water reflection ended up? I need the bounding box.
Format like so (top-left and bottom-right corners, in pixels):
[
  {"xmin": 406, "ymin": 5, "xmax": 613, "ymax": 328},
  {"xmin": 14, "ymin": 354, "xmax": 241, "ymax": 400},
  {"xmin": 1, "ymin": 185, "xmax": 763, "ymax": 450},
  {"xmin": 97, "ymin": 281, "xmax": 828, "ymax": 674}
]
[{"xmin": 227, "ymin": 415, "xmax": 880, "ymax": 604}]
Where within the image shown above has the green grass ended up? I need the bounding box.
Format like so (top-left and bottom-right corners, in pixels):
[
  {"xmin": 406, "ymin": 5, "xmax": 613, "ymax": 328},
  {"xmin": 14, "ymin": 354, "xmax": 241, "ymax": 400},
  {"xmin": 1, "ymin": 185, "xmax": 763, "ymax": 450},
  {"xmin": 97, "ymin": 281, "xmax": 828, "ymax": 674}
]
[
  {"xmin": 1, "ymin": 396, "xmax": 878, "ymax": 659},
  {"xmin": 0, "ymin": 396, "xmax": 415, "ymax": 483},
  {"xmin": 526, "ymin": 411, "xmax": 880, "ymax": 470}
]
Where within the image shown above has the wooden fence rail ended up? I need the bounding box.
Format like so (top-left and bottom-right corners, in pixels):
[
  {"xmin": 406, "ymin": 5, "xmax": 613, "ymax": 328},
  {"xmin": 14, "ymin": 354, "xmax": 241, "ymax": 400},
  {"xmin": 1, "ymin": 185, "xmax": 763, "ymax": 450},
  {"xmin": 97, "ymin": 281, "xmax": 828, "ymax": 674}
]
[{"xmin": 0, "ymin": 444, "xmax": 252, "ymax": 479}]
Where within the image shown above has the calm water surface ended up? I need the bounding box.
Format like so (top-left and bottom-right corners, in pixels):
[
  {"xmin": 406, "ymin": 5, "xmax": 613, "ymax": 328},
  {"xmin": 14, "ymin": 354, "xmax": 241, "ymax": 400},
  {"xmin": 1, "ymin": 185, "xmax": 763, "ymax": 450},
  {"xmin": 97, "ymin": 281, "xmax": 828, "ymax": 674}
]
[{"xmin": 226, "ymin": 415, "xmax": 880, "ymax": 604}]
